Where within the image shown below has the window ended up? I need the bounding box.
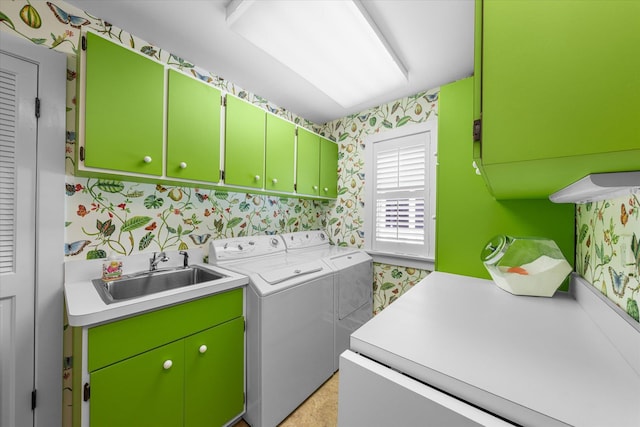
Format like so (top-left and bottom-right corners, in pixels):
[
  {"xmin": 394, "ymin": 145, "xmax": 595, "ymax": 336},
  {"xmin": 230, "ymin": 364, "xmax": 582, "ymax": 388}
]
[{"xmin": 364, "ymin": 121, "xmax": 437, "ymax": 267}]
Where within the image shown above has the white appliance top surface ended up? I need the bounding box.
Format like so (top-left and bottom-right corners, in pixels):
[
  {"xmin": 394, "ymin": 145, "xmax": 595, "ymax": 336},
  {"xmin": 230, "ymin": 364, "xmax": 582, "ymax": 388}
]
[
  {"xmin": 350, "ymin": 271, "xmax": 640, "ymax": 427},
  {"xmin": 209, "ymin": 235, "xmax": 333, "ymax": 296}
]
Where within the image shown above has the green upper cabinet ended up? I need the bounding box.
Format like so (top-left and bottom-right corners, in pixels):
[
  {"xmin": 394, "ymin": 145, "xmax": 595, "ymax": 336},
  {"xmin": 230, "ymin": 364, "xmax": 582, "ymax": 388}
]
[
  {"xmin": 82, "ymin": 32, "xmax": 164, "ymax": 176},
  {"xmin": 224, "ymin": 95, "xmax": 265, "ymax": 189},
  {"xmin": 319, "ymin": 137, "xmax": 338, "ymax": 198},
  {"xmin": 475, "ymin": 0, "xmax": 640, "ymax": 199},
  {"xmin": 296, "ymin": 127, "xmax": 321, "ymax": 197},
  {"xmin": 166, "ymin": 70, "xmax": 221, "ymax": 183},
  {"xmin": 265, "ymin": 114, "xmax": 296, "ymax": 193}
]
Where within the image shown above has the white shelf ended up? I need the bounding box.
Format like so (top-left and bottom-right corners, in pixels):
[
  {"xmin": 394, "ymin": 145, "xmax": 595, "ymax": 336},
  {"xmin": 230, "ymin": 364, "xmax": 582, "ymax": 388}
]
[{"xmin": 549, "ymin": 171, "xmax": 640, "ymax": 203}]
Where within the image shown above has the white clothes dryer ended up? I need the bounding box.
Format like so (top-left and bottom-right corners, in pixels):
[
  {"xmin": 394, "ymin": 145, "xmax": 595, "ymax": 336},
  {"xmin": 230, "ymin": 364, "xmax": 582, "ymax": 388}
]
[{"xmin": 282, "ymin": 231, "xmax": 373, "ymax": 370}]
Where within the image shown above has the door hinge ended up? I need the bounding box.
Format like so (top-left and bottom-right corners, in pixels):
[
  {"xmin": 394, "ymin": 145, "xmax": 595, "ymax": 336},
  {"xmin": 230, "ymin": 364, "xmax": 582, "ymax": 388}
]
[
  {"xmin": 220, "ymin": 170, "xmax": 225, "ymax": 181},
  {"xmin": 35, "ymin": 97, "xmax": 40, "ymax": 118},
  {"xmin": 82, "ymin": 35, "xmax": 87, "ymax": 51},
  {"xmin": 295, "ymin": 128, "xmax": 298, "ymax": 136},
  {"xmin": 31, "ymin": 390, "xmax": 36, "ymax": 410},
  {"xmin": 473, "ymin": 119, "xmax": 482, "ymax": 142},
  {"xmin": 79, "ymin": 146, "xmax": 85, "ymax": 161},
  {"xmin": 294, "ymin": 183, "xmax": 297, "ymax": 192},
  {"xmin": 222, "ymin": 95, "xmax": 226, "ymax": 107},
  {"xmin": 83, "ymin": 383, "xmax": 90, "ymax": 402}
]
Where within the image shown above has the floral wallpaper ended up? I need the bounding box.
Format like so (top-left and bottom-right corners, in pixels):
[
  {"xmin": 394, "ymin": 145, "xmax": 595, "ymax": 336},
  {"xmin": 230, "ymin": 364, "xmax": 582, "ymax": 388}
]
[
  {"xmin": 65, "ymin": 178, "xmax": 324, "ymax": 260},
  {"xmin": 319, "ymin": 92, "xmax": 440, "ymax": 308},
  {"xmin": 576, "ymin": 194, "xmax": 640, "ymax": 322}
]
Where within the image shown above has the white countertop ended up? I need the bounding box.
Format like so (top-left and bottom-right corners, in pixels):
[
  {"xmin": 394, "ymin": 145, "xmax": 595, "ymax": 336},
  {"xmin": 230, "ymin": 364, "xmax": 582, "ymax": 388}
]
[
  {"xmin": 350, "ymin": 271, "xmax": 640, "ymax": 427},
  {"xmin": 64, "ymin": 249, "xmax": 248, "ymax": 327}
]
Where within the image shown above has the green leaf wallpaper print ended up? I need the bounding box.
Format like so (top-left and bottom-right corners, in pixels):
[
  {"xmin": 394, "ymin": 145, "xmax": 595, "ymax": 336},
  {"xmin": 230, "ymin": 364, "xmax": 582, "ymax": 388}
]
[
  {"xmin": 576, "ymin": 194, "xmax": 640, "ymax": 322},
  {"xmin": 65, "ymin": 178, "xmax": 324, "ymax": 258}
]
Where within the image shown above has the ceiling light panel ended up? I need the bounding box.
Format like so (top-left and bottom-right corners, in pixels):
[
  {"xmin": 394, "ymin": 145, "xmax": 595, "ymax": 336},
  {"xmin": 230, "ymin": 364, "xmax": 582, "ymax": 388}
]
[{"xmin": 227, "ymin": 0, "xmax": 407, "ymax": 108}]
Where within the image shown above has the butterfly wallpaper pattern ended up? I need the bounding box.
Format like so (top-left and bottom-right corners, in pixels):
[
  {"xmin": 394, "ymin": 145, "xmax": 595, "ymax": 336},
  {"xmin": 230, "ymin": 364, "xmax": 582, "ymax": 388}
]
[{"xmin": 576, "ymin": 194, "xmax": 640, "ymax": 322}]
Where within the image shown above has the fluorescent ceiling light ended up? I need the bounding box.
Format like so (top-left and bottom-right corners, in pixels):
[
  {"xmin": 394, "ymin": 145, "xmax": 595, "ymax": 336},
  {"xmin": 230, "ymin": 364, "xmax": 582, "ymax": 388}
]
[{"xmin": 227, "ymin": 0, "xmax": 407, "ymax": 109}]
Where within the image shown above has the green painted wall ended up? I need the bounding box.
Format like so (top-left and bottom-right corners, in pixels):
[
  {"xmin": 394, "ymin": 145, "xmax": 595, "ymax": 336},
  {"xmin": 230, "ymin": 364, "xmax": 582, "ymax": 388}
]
[{"xmin": 435, "ymin": 77, "xmax": 575, "ymax": 279}]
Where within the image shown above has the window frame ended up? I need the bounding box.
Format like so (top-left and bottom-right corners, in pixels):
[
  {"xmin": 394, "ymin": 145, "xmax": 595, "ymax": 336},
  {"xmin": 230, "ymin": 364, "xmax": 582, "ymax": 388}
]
[{"xmin": 364, "ymin": 120, "xmax": 437, "ymax": 270}]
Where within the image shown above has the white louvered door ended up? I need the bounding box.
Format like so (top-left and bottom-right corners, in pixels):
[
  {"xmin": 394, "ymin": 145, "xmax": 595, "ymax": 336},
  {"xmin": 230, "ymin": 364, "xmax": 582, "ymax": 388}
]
[{"xmin": 0, "ymin": 52, "xmax": 38, "ymax": 427}]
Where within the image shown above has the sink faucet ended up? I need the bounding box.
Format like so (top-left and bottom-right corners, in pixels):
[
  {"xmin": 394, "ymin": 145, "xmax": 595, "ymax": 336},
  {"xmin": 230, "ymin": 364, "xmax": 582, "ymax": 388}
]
[
  {"xmin": 179, "ymin": 251, "xmax": 189, "ymax": 268},
  {"xmin": 149, "ymin": 252, "xmax": 169, "ymax": 271}
]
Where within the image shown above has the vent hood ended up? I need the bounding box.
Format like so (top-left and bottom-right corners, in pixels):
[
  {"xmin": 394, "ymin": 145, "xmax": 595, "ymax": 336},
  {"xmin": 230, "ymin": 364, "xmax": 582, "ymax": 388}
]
[{"xmin": 549, "ymin": 171, "xmax": 640, "ymax": 204}]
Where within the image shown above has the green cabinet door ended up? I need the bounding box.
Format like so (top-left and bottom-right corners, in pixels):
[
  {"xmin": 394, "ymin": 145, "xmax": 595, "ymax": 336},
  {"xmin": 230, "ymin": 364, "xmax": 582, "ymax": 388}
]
[
  {"xmin": 184, "ymin": 317, "xmax": 245, "ymax": 427},
  {"xmin": 319, "ymin": 137, "xmax": 338, "ymax": 198},
  {"xmin": 167, "ymin": 70, "xmax": 221, "ymax": 182},
  {"xmin": 296, "ymin": 128, "xmax": 320, "ymax": 197},
  {"xmin": 265, "ymin": 114, "xmax": 295, "ymax": 193},
  {"xmin": 477, "ymin": 0, "xmax": 640, "ymax": 198},
  {"xmin": 83, "ymin": 32, "xmax": 164, "ymax": 175},
  {"xmin": 225, "ymin": 95, "xmax": 265, "ymax": 189},
  {"xmin": 90, "ymin": 340, "xmax": 184, "ymax": 427}
]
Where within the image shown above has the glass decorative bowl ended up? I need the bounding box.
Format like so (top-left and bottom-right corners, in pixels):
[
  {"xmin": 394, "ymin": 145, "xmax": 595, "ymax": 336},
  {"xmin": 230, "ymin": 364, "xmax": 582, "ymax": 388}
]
[{"xmin": 480, "ymin": 235, "xmax": 572, "ymax": 297}]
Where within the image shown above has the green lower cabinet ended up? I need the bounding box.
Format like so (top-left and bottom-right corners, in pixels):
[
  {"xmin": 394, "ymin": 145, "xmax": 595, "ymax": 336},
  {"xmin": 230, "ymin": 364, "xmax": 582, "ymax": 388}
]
[
  {"xmin": 185, "ymin": 318, "xmax": 245, "ymax": 427},
  {"xmin": 319, "ymin": 137, "xmax": 338, "ymax": 198},
  {"xmin": 90, "ymin": 340, "xmax": 185, "ymax": 427}
]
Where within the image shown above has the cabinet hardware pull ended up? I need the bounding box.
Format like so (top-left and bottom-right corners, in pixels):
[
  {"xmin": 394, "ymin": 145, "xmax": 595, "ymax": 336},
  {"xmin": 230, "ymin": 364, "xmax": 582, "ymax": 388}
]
[
  {"xmin": 313, "ymin": 185, "xmax": 318, "ymax": 190},
  {"xmin": 163, "ymin": 360, "xmax": 173, "ymax": 370},
  {"xmin": 254, "ymin": 175, "xmax": 260, "ymax": 181},
  {"xmin": 179, "ymin": 162, "xmax": 187, "ymax": 169},
  {"xmin": 272, "ymin": 178, "xmax": 278, "ymax": 184},
  {"xmin": 199, "ymin": 345, "xmax": 208, "ymax": 354},
  {"xmin": 143, "ymin": 156, "xmax": 152, "ymax": 164},
  {"xmin": 324, "ymin": 187, "xmax": 328, "ymax": 192}
]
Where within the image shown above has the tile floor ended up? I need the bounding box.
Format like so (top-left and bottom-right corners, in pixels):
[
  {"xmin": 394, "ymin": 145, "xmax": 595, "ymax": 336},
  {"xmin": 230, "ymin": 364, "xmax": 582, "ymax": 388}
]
[{"xmin": 233, "ymin": 372, "xmax": 339, "ymax": 427}]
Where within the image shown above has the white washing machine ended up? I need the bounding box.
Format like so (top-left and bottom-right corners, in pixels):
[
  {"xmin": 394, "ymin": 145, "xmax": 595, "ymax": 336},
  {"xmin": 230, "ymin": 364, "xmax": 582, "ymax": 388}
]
[
  {"xmin": 281, "ymin": 231, "xmax": 373, "ymax": 370},
  {"xmin": 209, "ymin": 235, "xmax": 334, "ymax": 427}
]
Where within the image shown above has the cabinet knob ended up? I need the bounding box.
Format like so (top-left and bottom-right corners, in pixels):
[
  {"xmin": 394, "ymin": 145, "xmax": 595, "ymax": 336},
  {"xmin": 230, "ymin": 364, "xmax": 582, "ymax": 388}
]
[
  {"xmin": 163, "ymin": 360, "xmax": 173, "ymax": 370},
  {"xmin": 272, "ymin": 178, "xmax": 278, "ymax": 184},
  {"xmin": 255, "ymin": 175, "xmax": 261, "ymax": 182},
  {"xmin": 199, "ymin": 345, "xmax": 208, "ymax": 354},
  {"xmin": 324, "ymin": 187, "xmax": 328, "ymax": 192},
  {"xmin": 143, "ymin": 156, "xmax": 152, "ymax": 164},
  {"xmin": 179, "ymin": 162, "xmax": 187, "ymax": 169},
  {"xmin": 313, "ymin": 185, "xmax": 318, "ymax": 190}
]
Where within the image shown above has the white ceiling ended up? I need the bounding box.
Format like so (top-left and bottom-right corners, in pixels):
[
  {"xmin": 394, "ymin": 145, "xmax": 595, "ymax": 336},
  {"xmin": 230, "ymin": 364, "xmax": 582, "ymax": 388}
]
[{"xmin": 66, "ymin": 0, "xmax": 475, "ymax": 124}]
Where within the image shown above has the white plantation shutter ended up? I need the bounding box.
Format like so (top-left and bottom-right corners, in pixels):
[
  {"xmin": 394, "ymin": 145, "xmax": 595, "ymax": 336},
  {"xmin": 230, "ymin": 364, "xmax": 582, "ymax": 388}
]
[{"xmin": 366, "ymin": 122, "xmax": 436, "ymax": 260}]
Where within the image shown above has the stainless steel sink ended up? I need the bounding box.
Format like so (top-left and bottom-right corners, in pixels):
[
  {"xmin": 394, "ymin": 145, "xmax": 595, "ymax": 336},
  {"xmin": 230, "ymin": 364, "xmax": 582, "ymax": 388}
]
[{"xmin": 92, "ymin": 266, "xmax": 226, "ymax": 304}]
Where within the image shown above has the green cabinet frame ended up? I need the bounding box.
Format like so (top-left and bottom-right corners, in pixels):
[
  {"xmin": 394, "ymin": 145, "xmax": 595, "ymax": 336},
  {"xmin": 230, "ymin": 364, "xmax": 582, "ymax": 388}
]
[
  {"xmin": 167, "ymin": 69, "xmax": 221, "ymax": 183},
  {"xmin": 474, "ymin": 0, "xmax": 640, "ymax": 199},
  {"xmin": 82, "ymin": 32, "xmax": 164, "ymax": 176}
]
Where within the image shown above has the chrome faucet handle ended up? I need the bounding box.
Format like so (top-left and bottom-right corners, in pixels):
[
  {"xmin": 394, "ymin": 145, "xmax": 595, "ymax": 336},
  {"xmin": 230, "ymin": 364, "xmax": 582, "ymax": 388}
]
[{"xmin": 179, "ymin": 251, "xmax": 189, "ymax": 268}]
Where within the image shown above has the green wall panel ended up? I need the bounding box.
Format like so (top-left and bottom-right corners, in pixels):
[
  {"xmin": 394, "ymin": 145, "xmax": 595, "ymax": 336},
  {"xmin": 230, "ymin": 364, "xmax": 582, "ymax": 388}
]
[{"xmin": 436, "ymin": 77, "xmax": 575, "ymax": 280}]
